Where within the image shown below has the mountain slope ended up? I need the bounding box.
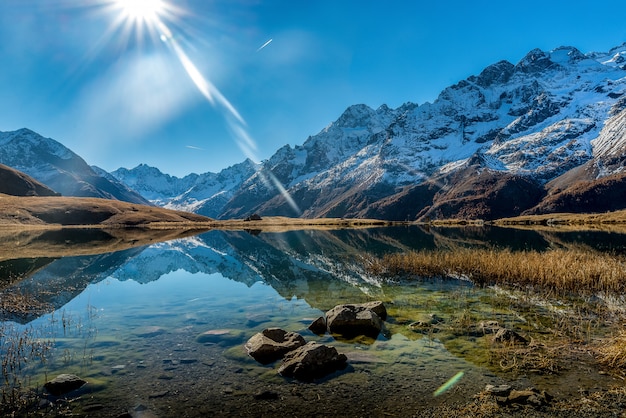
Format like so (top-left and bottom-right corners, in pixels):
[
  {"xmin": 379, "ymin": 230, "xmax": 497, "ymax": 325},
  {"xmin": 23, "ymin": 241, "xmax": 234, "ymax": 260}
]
[
  {"xmin": 8, "ymin": 42, "xmax": 626, "ymax": 221},
  {"xmin": 0, "ymin": 129, "xmax": 150, "ymax": 204},
  {"xmin": 212, "ymin": 43, "xmax": 626, "ymax": 220},
  {"xmin": 0, "ymin": 163, "xmax": 59, "ymax": 197},
  {"xmin": 0, "ymin": 195, "xmax": 212, "ymax": 226}
]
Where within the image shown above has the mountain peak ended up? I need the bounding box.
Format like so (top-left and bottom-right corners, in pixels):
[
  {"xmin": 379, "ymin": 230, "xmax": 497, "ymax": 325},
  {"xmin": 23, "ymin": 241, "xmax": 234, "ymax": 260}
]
[
  {"xmin": 549, "ymin": 46, "xmax": 586, "ymax": 64},
  {"xmin": 515, "ymin": 48, "xmax": 555, "ymax": 73},
  {"xmin": 472, "ymin": 60, "xmax": 515, "ymax": 87}
]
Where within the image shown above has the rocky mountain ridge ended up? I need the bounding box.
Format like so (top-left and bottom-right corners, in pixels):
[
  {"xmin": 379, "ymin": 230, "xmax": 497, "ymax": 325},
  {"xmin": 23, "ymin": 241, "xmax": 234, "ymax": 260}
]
[
  {"xmin": 3, "ymin": 42, "xmax": 626, "ymax": 220},
  {"xmin": 109, "ymin": 43, "xmax": 626, "ymax": 220},
  {"xmin": 0, "ymin": 128, "xmax": 149, "ymax": 205}
]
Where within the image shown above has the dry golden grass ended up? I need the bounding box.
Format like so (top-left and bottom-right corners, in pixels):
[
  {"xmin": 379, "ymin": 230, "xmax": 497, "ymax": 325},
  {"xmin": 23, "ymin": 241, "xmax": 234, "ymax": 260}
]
[
  {"xmin": 208, "ymin": 216, "xmax": 394, "ymax": 232},
  {"xmin": 0, "ymin": 194, "xmax": 212, "ymax": 227},
  {"xmin": 596, "ymin": 331, "xmax": 626, "ymax": 374},
  {"xmin": 371, "ymin": 248, "xmax": 626, "ymax": 294},
  {"xmin": 494, "ymin": 209, "xmax": 626, "ymax": 227}
]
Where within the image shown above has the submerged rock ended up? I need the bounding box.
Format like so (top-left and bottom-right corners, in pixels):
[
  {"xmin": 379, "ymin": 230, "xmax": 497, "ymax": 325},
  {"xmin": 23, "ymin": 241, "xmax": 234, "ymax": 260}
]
[
  {"xmin": 196, "ymin": 329, "xmax": 243, "ymax": 345},
  {"xmin": 278, "ymin": 342, "xmax": 347, "ymax": 381},
  {"xmin": 409, "ymin": 313, "xmax": 445, "ymax": 332},
  {"xmin": 492, "ymin": 328, "xmax": 528, "ymax": 345},
  {"xmin": 44, "ymin": 373, "xmax": 87, "ymax": 396},
  {"xmin": 245, "ymin": 328, "xmax": 306, "ymax": 364}
]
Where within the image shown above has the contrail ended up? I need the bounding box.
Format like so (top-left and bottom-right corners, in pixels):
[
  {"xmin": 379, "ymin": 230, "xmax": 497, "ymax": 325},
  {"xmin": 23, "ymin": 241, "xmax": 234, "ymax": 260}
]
[
  {"xmin": 186, "ymin": 145, "xmax": 205, "ymax": 151},
  {"xmin": 256, "ymin": 38, "xmax": 273, "ymax": 52}
]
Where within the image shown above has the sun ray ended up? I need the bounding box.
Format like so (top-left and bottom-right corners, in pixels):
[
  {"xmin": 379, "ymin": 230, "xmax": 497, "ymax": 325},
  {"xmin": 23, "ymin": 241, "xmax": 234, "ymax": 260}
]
[{"xmin": 91, "ymin": 0, "xmax": 301, "ymax": 215}]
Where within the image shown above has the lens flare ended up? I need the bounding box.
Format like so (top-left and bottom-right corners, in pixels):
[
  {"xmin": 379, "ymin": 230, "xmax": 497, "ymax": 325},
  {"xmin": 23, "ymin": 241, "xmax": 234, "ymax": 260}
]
[
  {"xmin": 99, "ymin": 0, "xmax": 301, "ymax": 215},
  {"xmin": 116, "ymin": 0, "xmax": 164, "ymax": 20},
  {"xmin": 433, "ymin": 371, "xmax": 464, "ymax": 397}
]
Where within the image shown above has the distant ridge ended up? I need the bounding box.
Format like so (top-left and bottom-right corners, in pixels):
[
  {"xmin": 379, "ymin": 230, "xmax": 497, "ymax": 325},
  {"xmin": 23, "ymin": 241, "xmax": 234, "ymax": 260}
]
[{"xmin": 0, "ymin": 128, "xmax": 150, "ymax": 205}]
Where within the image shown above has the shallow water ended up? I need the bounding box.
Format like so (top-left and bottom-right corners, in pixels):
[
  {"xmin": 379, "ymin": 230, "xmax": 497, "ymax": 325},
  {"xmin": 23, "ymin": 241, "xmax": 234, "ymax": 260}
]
[{"xmin": 1, "ymin": 226, "xmax": 625, "ymax": 416}]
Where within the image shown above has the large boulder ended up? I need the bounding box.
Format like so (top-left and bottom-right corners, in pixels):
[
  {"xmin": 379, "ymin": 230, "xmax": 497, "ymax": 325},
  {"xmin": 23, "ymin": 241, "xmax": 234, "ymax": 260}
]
[
  {"xmin": 44, "ymin": 374, "xmax": 87, "ymax": 396},
  {"xmin": 278, "ymin": 342, "xmax": 347, "ymax": 381},
  {"xmin": 245, "ymin": 328, "xmax": 306, "ymax": 364},
  {"xmin": 325, "ymin": 302, "xmax": 386, "ymax": 338}
]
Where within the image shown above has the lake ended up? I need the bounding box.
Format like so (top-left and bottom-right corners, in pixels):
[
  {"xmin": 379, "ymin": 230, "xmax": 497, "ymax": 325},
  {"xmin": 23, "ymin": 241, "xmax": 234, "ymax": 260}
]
[{"xmin": 1, "ymin": 225, "xmax": 625, "ymax": 417}]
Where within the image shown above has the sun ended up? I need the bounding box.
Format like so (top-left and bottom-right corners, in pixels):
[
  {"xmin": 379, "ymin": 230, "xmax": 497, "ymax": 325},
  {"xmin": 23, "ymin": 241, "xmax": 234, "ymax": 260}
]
[{"xmin": 116, "ymin": 0, "xmax": 165, "ymax": 21}]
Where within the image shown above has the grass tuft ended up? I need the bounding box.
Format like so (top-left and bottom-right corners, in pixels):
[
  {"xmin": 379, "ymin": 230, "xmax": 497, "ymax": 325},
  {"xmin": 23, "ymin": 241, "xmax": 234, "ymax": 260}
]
[{"xmin": 370, "ymin": 248, "xmax": 626, "ymax": 295}]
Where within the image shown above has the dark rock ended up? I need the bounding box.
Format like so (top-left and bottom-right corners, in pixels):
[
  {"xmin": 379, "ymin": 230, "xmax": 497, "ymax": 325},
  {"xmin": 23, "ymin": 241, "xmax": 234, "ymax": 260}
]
[
  {"xmin": 325, "ymin": 302, "xmax": 385, "ymax": 338},
  {"xmin": 492, "ymin": 328, "xmax": 528, "ymax": 345},
  {"xmin": 308, "ymin": 316, "xmax": 327, "ymax": 335},
  {"xmin": 278, "ymin": 342, "xmax": 348, "ymax": 381},
  {"xmin": 245, "ymin": 328, "xmax": 306, "ymax": 364},
  {"xmin": 244, "ymin": 213, "xmax": 262, "ymax": 221},
  {"xmin": 359, "ymin": 301, "xmax": 388, "ymax": 320},
  {"xmin": 475, "ymin": 60, "xmax": 515, "ymax": 88},
  {"xmin": 44, "ymin": 373, "xmax": 87, "ymax": 396}
]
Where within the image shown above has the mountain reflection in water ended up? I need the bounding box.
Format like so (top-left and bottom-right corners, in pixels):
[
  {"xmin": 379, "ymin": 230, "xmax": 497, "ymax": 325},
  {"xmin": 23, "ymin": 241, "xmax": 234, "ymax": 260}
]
[
  {"xmin": 2, "ymin": 225, "xmax": 626, "ymax": 323},
  {"xmin": 1, "ymin": 225, "xmax": 625, "ymax": 417}
]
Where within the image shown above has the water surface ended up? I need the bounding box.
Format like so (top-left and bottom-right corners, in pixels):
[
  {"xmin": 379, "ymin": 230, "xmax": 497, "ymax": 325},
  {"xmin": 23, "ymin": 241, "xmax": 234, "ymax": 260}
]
[{"xmin": 1, "ymin": 226, "xmax": 625, "ymax": 416}]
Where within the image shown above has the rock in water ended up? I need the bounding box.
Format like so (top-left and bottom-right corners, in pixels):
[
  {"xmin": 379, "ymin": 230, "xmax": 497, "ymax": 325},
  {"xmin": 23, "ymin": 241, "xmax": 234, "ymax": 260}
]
[
  {"xmin": 245, "ymin": 328, "xmax": 306, "ymax": 364},
  {"xmin": 278, "ymin": 342, "xmax": 348, "ymax": 381},
  {"xmin": 44, "ymin": 374, "xmax": 87, "ymax": 396},
  {"xmin": 325, "ymin": 303, "xmax": 384, "ymax": 338},
  {"xmin": 307, "ymin": 316, "xmax": 327, "ymax": 335}
]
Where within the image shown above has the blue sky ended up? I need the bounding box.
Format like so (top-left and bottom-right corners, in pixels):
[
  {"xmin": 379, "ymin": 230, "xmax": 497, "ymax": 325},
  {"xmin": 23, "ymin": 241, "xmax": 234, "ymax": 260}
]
[{"xmin": 0, "ymin": 0, "xmax": 625, "ymax": 176}]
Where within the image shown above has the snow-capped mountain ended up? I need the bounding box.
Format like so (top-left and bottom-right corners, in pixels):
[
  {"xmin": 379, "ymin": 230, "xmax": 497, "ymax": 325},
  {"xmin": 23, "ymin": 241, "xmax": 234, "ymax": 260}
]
[
  {"xmin": 111, "ymin": 159, "xmax": 258, "ymax": 218},
  {"xmin": 4, "ymin": 42, "xmax": 626, "ymax": 220},
  {"xmin": 0, "ymin": 128, "xmax": 149, "ymax": 204},
  {"xmin": 213, "ymin": 43, "xmax": 626, "ymax": 220}
]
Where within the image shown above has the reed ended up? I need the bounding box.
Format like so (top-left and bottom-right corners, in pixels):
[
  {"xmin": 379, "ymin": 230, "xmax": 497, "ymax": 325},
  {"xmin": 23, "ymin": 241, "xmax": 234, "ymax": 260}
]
[
  {"xmin": 596, "ymin": 331, "xmax": 626, "ymax": 374},
  {"xmin": 371, "ymin": 248, "xmax": 626, "ymax": 295},
  {"xmin": 0, "ymin": 323, "xmax": 52, "ymax": 413}
]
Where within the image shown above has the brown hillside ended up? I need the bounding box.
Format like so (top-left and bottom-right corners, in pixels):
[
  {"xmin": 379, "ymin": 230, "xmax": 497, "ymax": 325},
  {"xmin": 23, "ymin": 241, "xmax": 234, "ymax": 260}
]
[
  {"xmin": 418, "ymin": 169, "xmax": 545, "ymax": 221},
  {"xmin": 525, "ymin": 172, "xmax": 626, "ymax": 215},
  {"xmin": 0, "ymin": 163, "xmax": 59, "ymax": 197},
  {"xmin": 0, "ymin": 194, "xmax": 212, "ymax": 227}
]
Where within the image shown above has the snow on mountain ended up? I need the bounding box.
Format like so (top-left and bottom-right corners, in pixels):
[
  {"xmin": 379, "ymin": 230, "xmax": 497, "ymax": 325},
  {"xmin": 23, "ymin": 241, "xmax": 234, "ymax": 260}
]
[
  {"xmin": 0, "ymin": 128, "xmax": 149, "ymax": 204},
  {"xmin": 6, "ymin": 42, "xmax": 626, "ymax": 220},
  {"xmin": 212, "ymin": 43, "xmax": 626, "ymax": 219},
  {"xmin": 111, "ymin": 159, "xmax": 258, "ymax": 218}
]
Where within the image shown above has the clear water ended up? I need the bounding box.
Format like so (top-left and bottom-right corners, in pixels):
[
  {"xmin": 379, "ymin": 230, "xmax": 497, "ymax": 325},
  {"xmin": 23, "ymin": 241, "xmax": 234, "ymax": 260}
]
[{"xmin": 1, "ymin": 226, "xmax": 625, "ymax": 416}]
